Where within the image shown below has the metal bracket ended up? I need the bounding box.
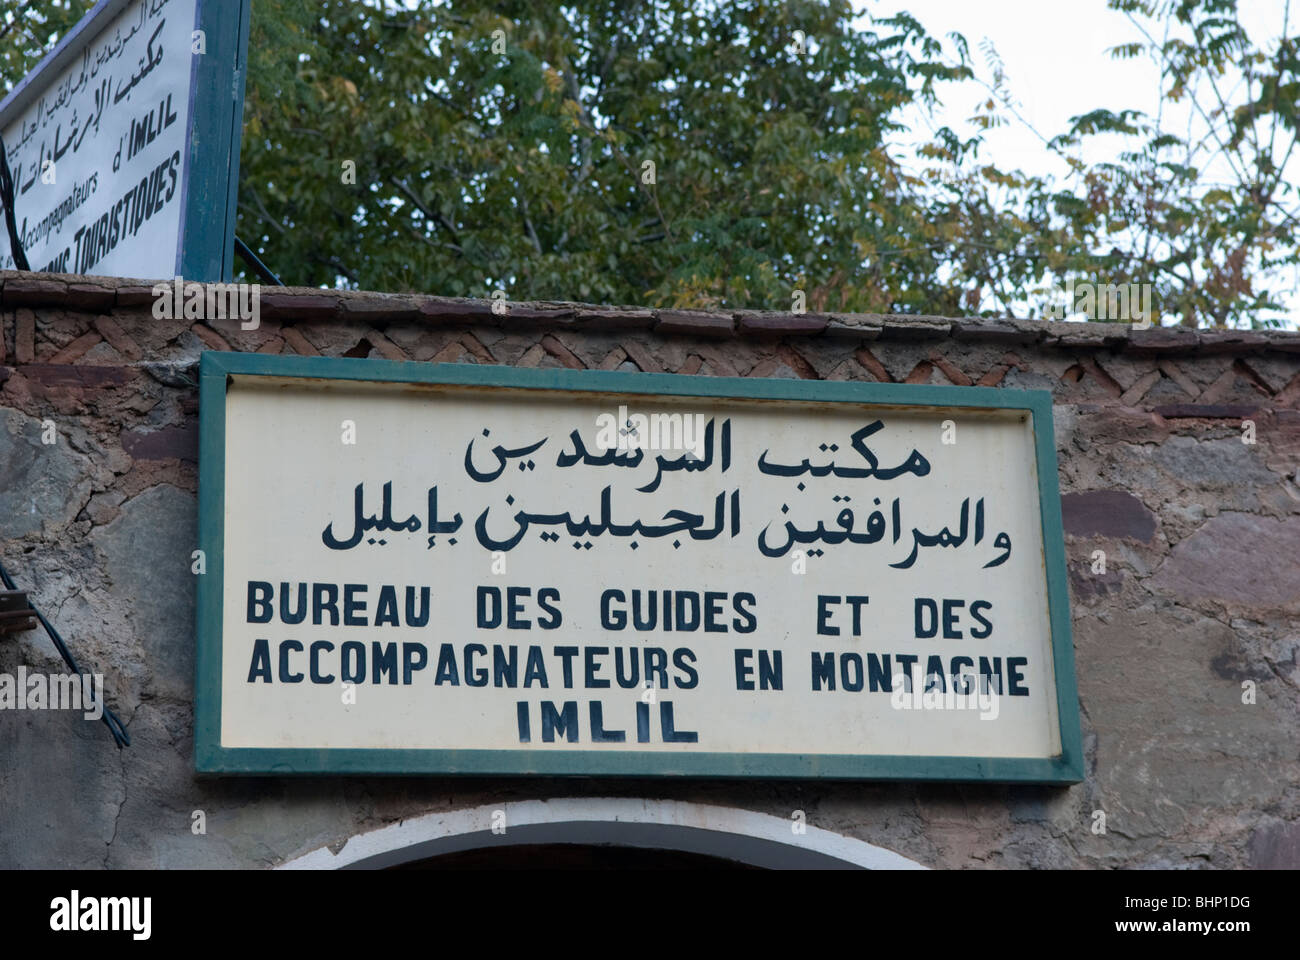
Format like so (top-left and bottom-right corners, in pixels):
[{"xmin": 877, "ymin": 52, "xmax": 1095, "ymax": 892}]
[{"xmin": 0, "ymin": 590, "xmax": 37, "ymax": 634}]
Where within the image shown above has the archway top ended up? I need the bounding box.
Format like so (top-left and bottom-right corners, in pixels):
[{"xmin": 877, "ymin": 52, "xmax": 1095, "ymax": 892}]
[{"xmin": 279, "ymin": 797, "xmax": 928, "ymax": 870}]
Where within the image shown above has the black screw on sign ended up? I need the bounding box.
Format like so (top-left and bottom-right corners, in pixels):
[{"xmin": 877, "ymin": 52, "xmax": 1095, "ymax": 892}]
[{"xmin": 0, "ymin": 590, "xmax": 38, "ymax": 635}]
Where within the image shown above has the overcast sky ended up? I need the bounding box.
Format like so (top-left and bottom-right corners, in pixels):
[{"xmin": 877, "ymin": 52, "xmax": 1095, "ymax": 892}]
[{"xmin": 859, "ymin": 0, "xmax": 1298, "ymax": 327}]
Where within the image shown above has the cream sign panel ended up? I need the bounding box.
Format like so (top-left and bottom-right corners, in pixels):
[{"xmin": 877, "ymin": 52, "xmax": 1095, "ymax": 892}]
[{"xmin": 197, "ymin": 354, "xmax": 1082, "ymax": 781}]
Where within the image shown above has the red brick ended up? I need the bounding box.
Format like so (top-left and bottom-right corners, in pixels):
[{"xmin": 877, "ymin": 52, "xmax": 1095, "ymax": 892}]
[
  {"xmin": 281, "ymin": 327, "xmax": 320, "ymax": 356},
  {"xmin": 1196, "ymin": 330, "xmax": 1270, "ymax": 355},
  {"xmin": 1047, "ymin": 323, "xmax": 1128, "ymax": 349},
  {"xmin": 598, "ymin": 347, "xmax": 628, "ymax": 370},
  {"xmin": 1062, "ymin": 490, "xmax": 1158, "ymax": 542},
  {"xmin": 619, "ymin": 340, "xmax": 661, "ymax": 373},
  {"xmin": 572, "ymin": 307, "xmax": 656, "ymax": 331},
  {"xmin": 431, "ymin": 341, "xmax": 467, "ymax": 364},
  {"xmin": 19, "ymin": 363, "xmax": 133, "ymax": 388},
  {"xmin": 3, "ymin": 276, "xmax": 67, "ymax": 308},
  {"xmin": 904, "ymin": 361, "xmax": 935, "ymax": 384},
  {"xmin": 951, "ymin": 318, "xmax": 1042, "ymax": 345},
  {"xmin": 880, "ymin": 317, "xmax": 951, "ymax": 340},
  {"xmin": 499, "ymin": 304, "xmax": 576, "ymax": 324},
  {"xmin": 121, "ymin": 422, "xmax": 199, "ymax": 462},
  {"xmin": 977, "ymin": 364, "xmax": 1011, "ymax": 387},
  {"xmin": 1149, "ymin": 513, "xmax": 1300, "ymax": 611},
  {"xmin": 417, "ymin": 298, "xmax": 496, "ymax": 323},
  {"xmin": 259, "ymin": 292, "xmax": 340, "ymax": 321},
  {"xmin": 517, "ymin": 344, "xmax": 546, "ymax": 367},
  {"xmin": 737, "ymin": 312, "xmax": 829, "ymax": 336},
  {"xmin": 1199, "ymin": 365, "xmax": 1239, "ymax": 403},
  {"xmin": 1249, "ymin": 821, "xmax": 1300, "ymax": 869},
  {"xmin": 192, "ymin": 323, "xmax": 233, "ymax": 351},
  {"xmin": 339, "ymin": 295, "xmax": 421, "ymax": 322},
  {"xmin": 775, "ymin": 344, "xmax": 818, "ymax": 379},
  {"xmin": 1119, "ymin": 369, "xmax": 1162, "ymax": 405},
  {"xmin": 1233, "ymin": 359, "xmax": 1277, "ymax": 397},
  {"xmin": 94, "ymin": 316, "xmax": 143, "ymax": 361},
  {"xmin": 1125, "ymin": 327, "xmax": 1199, "ymax": 354},
  {"xmin": 116, "ymin": 285, "xmax": 160, "ymax": 308},
  {"xmin": 1275, "ymin": 370, "xmax": 1300, "ymax": 406},
  {"xmin": 65, "ymin": 282, "xmax": 116, "ymax": 312},
  {"xmin": 1156, "ymin": 360, "xmax": 1200, "ymax": 399},
  {"xmin": 655, "ymin": 310, "xmax": 734, "ymax": 337},
  {"xmin": 365, "ymin": 327, "xmax": 409, "ymax": 361},
  {"xmin": 1074, "ymin": 405, "xmax": 1172, "ymax": 444},
  {"xmin": 459, "ymin": 332, "xmax": 495, "ymax": 363},
  {"xmin": 15, "ymin": 309, "xmax": 35, "ymax": 363},
  {"xmin": 47, "ymin": 330, "xmax": 103, "ymax": 364},
  {"xmin": 1152, "ymin": 403, "xmax": 1258, "ymax": 419},
  {"xmin": 692, "ymin": 343, "xmax": 740, "ymax": 377},
  {"xmin": 1076, "ymin": 357, "xmax": 1124, "ymax": 397},
  {"xmin": 540, "ymin": 333, "xmax": 585, "ymax": 369},
  {"xmin": 930, "ymin": 352, "xmax": 973, "ymax": 386},
  {"xmin": 824, "ymin": 317, "xmax": 883, "ymax": 339},
  {"xmin": 853, "ymin": 347, "xmax": 892, "ymax": 382}
]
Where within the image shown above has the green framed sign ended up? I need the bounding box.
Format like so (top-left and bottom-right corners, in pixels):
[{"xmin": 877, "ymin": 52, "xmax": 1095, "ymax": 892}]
[
  {"xmin": 0, "ymin": 0, "xmax": 252, "ymax": 280},
  {"xmin": 196, "ymin": 350, "xmax": 1083, "ymax": 782}
]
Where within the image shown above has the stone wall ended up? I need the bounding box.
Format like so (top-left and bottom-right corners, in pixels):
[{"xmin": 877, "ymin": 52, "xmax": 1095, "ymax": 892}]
[{"xmin": 1, "ymin": 270, "xmax": 1298, "ymax": 869}]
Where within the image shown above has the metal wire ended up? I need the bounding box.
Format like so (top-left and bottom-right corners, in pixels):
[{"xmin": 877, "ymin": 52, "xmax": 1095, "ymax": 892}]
[
  {"xmin": 0, "ymin": 557, "xmax": 130, "ymax": 748},
  {"xmin": 0, "ymin": 133, "xmax": 31, "ymax": 271},
  {"xmin": 235, "ymin": 235, "xmax": 285, "ymax": 286}
]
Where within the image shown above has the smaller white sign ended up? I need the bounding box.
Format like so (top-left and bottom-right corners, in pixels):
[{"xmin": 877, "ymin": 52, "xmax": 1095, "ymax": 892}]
[{"xmin": 0, "ymin": 0, "xmax": 201, "ymax": 277}]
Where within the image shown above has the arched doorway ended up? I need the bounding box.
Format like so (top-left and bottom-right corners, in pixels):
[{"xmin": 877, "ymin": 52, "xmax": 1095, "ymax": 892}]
[{"xmin": 279, "ymin": 798, "xmax": 928, "ymax": 870}]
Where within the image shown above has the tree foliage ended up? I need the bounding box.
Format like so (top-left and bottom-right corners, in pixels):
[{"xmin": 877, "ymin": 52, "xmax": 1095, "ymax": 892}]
[
  {"xmin": 0, "ymin": 0, "xmax": 1295, "ymax": 327},
  {"xmin": 1037, "ymin": 0, "xmax": 1300, "ymax": 327},
  {"xmin": 0, "ymin": 0, "xmax": 87, "ymax": 82},
  {"xmin": 240, "ymin": 0, "xmax": 991, "ymax": 313}
]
